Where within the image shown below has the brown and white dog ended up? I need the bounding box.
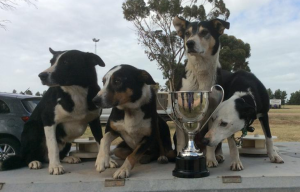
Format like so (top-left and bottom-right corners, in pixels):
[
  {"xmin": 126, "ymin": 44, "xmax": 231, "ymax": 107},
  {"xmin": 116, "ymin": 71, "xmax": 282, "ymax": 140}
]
[
  {"xmin": 92, "ymin": 65, "xmax": 175, "ymax": 179},
  {"xmin": 172, "ymin": 16, "xmax": 230, "ymax": 167}
]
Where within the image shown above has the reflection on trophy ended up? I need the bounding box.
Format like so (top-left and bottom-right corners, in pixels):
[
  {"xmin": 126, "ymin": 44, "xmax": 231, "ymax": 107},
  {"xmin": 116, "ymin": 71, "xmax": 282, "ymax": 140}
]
[{"xmin": 170, "ymin": 85, "xmax": 224, "ymax": 178}]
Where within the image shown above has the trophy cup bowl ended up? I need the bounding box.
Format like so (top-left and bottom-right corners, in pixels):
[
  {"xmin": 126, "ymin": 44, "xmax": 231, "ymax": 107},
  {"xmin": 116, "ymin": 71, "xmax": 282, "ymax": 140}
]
[{"xmin": 169, "ymin": 85, "xmax": 224, "ymax": 178}]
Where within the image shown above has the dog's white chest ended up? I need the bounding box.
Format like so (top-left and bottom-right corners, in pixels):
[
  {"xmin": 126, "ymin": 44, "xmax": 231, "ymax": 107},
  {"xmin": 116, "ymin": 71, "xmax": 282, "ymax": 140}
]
[{"xmin": 112, "ymin": 110, "xmax": 151, "ymax": 149}]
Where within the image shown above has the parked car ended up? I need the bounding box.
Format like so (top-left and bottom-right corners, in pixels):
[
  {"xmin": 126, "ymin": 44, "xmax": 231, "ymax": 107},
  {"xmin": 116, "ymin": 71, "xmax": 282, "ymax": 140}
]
[
  {"xmin": 0, "ymin": 93, "xmax": 41, "ymax": 161},
  {"xmin": 99, "ymin": 92, "xmax": 173, "ymax": 123}
]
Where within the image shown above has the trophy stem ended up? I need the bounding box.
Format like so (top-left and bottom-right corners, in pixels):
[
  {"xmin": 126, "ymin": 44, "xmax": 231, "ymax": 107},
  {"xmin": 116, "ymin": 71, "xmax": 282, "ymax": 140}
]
[{"xmin": 181, "ymin": 132, "xmax": 202, "ymax": 156}]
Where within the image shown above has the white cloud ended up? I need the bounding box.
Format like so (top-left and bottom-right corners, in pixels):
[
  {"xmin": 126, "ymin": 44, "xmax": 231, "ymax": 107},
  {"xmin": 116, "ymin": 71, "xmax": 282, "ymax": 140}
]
[{"xmin": 0, "ymin": 0, "xmax": 299, "ymax": 97}]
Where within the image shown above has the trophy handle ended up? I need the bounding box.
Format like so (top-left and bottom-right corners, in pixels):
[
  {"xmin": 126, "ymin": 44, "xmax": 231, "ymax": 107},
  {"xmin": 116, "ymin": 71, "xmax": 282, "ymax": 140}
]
[{"xmin": 200, "ymin": 84, "xmax": 224, "ymax": 130}]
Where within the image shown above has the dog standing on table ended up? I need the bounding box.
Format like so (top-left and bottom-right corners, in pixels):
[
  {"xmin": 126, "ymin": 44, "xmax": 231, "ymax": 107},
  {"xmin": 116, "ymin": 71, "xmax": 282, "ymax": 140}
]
[
  {"xmin": 92, "ymin": 65, "xmax": 174, "ymax": 179},
  {"xmin": 172, "ymin": 16, "xmax": 230, "ymax": 167},
  {"xmin": 0, "ymin": 48, "xmax": 105, "ymax": 175},
  {"xmin": 204, "ymin": 70, "xmax": 284, "ymax": 170}
]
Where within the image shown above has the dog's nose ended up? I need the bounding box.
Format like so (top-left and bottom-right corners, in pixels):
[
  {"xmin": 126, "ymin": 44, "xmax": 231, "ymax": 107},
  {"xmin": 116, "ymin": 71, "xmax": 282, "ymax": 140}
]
[
  {"xmin": 202, "ymin": 138, "xmax": 210, "ymax": 146},
  {"xmin": 38, "ymin": 72, "xmax": 48, "ymax": 81},
  {"xmin": 92, "ymin": 96, "xmax": 102, "ymax": 107},
  {"xmin": 186, "ymin": 40, "xmax": 195, "ymax": 49}
]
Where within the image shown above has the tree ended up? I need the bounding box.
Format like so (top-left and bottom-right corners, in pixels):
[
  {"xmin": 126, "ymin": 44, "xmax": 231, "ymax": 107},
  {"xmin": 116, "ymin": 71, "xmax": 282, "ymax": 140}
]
[
  {"xmin": 0, "ymin": 0, "xmax": 36, "ymax": 30},
  {"xmin": 25, "ymin": 89, "xmax": 32, "ymax": 95},
  {"xmin": 122, "ymin": 0, "xmax": 230, "ymax": 90},
  {"xmin": 288, "ymin": 91, "xmax": 300, "ymax": 105},
  {"xmin": 266, "ymin": 88, "xmax": 273, "ymax": 99},
  {"xmin": 273, "ymin": 89, "xmax": 287, "ymax": 105},
  {"xmin": 35, "ymin": 91, "xmax": 41, "ymax": 96},
  {"xmin": 219, "ymin": 34, "xmax": 251, "ymax": 72},
  {"xmin": 12, "ymin": 89, "xmax": 17, "ymax": 93}
]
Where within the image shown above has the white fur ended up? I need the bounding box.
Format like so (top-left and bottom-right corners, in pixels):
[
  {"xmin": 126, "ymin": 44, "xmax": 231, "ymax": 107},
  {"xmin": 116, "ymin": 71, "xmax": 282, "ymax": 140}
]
[
  {"xmin": 112, "ymin": 110, "xmax": 151, "ymax": 149},
  {"xmin": 54, "ymin": 86, "xmax": 99, "ymax": 142},
  {"xmin": 96, "ymin": 65, "xmax": 122, "ymax": 105},
  {"xmin": 113, "ymin": 158, "xmax": 132, "ymax": 179},
  {"xmin": 227, "ymin": 136, "xmax": 243, "ymax": 171},
  {"xmin": 95, "ymin": 132, "xmax": 118, "ymax": 172},
  {"xmin": 42, "ymin": 52, "xmax": 67, "ymax": 85},
  {"xmin": 205, "ymin": 93, "xmax": 245, "ymax": 146},
  {"xmin": 44, "ymin": 125, "xmax": 64, "ymax": 175}
]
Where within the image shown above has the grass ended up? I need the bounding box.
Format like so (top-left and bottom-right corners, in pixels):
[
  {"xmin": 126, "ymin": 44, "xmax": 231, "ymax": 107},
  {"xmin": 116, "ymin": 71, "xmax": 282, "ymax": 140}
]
[{"xmin": 81, "ymin": 105, "xmax": 300, "ymax": 143}]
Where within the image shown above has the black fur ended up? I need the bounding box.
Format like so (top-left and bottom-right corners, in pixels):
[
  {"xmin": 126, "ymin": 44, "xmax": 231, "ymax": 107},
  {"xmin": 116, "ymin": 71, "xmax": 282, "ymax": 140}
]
[
  {"xmin": 222, "ymin": 70, "xmax": 272, "ymax": 138},
  {"xmin": 94, "ymin": 65, "xmax": 175, "ymax": 165},
  {"xmin": 1, "ymin": 48, "xmax": 105, "ymax": 171}
]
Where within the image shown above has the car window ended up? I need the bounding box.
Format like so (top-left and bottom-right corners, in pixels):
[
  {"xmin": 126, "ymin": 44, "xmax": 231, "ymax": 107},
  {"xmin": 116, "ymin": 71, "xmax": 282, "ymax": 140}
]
[
  {"xmin": 0, "ymin": 100, "xmax": 10, "ymax": 113},
  {"xmin": 21, "ymin": 99, "xmax": 41, "ymax": 113}
]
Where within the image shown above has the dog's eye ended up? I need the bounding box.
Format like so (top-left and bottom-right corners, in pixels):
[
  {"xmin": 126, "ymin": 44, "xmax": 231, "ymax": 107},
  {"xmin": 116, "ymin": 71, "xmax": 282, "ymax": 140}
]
[
  {"xmin": 219, "ymin": 121, "xmax": 228, "ymax": 127},
  {"xmin": 102, "ymin": 79, "xmax": 106, "ymax": 85},
  {"xmin": 185, "ymin": 31, "xmax": 190, "ymax": 36},
  {"xmin": 114, "ymin": 78, "xmax": 122, "ymax": 86},
  {"xmin": 199, "ymin": 30, "xmax": 209, "ymax": 37}
]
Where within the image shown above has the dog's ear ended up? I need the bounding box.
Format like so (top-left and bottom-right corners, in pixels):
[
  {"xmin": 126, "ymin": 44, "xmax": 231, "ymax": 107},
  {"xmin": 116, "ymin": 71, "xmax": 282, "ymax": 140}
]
[
  {"xmin": 85, "ymin": 53, "xmax": 105, "ymax": 67},
  {"xmin": 210, "ymin": 19, "xmax": 230, "ymax": 35},
  {"xmin": 173, "ymin": 16, "xmax": 189, "ymax": 39},
  {"xmin": 49, "ymin": 47, "xmax": 56, "ymax": 55},
  {"xmin": 236, "ymin": 99, "xmax": 256, "ymax": 120},
  {"xmin": 139, "ymin": 70, "xmax": 156, "ymax": 85}
]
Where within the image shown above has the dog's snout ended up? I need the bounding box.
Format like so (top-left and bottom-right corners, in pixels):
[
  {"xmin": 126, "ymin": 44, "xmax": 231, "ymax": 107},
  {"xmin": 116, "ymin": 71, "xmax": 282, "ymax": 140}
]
[
  {"xmin": 202, "ymin": 138, "xmax": 210, "ymax": 146},
  {"xmin": 38, "ymin": 72, "xmax": 48, "ymax": 81},
  {"xmin": 92, "ymin": 96, "xmax": 102, "ymax": 107},
  {"xmin": 186, "ymin": 40, "xmax": 195, "ymax": 49}
]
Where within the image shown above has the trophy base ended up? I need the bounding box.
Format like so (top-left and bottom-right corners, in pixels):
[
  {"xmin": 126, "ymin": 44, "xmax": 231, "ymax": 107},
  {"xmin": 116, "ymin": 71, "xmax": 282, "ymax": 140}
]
[{"xmin": 172, "ymin": 155, "xmax": 209, "ymax": 178}]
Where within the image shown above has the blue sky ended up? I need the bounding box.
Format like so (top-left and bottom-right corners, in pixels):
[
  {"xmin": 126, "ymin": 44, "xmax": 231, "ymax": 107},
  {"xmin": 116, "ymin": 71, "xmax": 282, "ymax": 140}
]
[{"xmin": 0, "ymin": 0, "xmax": 299, "ymax": 98}]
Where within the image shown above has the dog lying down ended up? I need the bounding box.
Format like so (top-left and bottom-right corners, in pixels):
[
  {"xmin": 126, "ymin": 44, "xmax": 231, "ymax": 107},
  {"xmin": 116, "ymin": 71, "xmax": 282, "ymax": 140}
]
[
  {"xmin": 92, "ymin": 64, "xmax": 175, "ymax": 179},
  {"xmin": 203, "ymin": 70, "xmax": 284, "ymax": 171}
]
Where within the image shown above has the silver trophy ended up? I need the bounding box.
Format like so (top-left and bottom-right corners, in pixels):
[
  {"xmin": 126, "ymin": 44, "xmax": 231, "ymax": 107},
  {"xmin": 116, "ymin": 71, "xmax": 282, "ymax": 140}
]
[{"xmin": 170, "ymin": 85, "xmax": 224, "ymax": 178}]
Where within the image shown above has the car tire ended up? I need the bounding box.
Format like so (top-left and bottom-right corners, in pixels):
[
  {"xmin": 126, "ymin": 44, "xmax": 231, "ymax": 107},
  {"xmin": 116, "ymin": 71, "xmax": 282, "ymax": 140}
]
[{"xmin": 0, "ymin": 138, "xmax": 20, "ymax": 161}]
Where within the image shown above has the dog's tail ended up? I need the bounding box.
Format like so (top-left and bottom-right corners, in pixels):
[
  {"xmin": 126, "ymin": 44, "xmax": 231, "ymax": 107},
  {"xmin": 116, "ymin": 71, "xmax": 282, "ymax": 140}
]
[{"xmin": 0, "ymin": 155, "xmax": 26, "ymax": 171}]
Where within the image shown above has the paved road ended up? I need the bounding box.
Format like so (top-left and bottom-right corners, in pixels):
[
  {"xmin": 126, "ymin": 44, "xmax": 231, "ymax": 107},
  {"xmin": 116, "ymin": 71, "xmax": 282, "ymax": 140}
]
[{"xmin": 1, "ymin": 142, "xmax": 300, "ymax": 192}]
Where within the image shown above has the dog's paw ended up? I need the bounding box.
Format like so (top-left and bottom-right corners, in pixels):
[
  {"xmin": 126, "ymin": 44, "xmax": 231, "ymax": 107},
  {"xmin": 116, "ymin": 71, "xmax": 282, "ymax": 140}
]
[
  {"xmin": 95, "ymin": 156, "xmax": 118, "ymax": 172},
  {"xmin": 269, "ymin": 153, "xmax": 284, "ymax": 164},
  {"xmin": 48, "ymin": 164, "xmax": 65, "ymax": 175},
  {"xmin": 157, "ymin": 156, "xmax": 168, "ymax": 164},
  {"xmin": 206, "ymin": 157, "xmax": 218, "ymax": 168},
  {"xmin": 61, "ymin": 156, "xmax": 81, "ymax": 164},
  {"xmin": 216, "ymin": 154, "xmax": 225, "ymax": 163},
  {"xmin": 230, "ymin": 160, "xmax": 244, "ymax": 171},
  {"xmin": 113, "ymin": 167, "xmax": 130, "ymax": 179},
  {"xmin": 28, "ymin": 161, "xmax": 42, "ymax": 169}
]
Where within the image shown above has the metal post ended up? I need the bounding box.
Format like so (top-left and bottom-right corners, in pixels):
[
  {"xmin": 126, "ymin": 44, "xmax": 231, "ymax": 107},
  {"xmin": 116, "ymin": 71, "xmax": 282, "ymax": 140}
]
[{"xmin": 92, "ymin": 38, "xmax": 100, "ymax": 54}]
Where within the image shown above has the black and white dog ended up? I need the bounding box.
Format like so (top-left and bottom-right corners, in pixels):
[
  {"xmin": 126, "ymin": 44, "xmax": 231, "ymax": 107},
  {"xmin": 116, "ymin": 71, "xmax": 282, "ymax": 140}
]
[
  {"xmin": 172, "ymin": 16, "xmax": 230, "ymax": 166},
  {"xmin": 0, "ymin": 48, "xmax": 105, "ymax": 175},
  {"xmin": 92, "ymin": 65, "xmax": 175, "ymax": 179},
  {"xmin": 204, "ymin": 70, "xmax": 284, "ymax": 170}
]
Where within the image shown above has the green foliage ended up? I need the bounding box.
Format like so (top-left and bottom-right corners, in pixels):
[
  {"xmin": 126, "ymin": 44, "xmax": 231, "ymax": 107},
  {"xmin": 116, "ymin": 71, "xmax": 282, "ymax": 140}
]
[
  {"xmin": 122, "ymin": 0, "xmax": 231, "ymax": 90},
  {"xmin": 25, "ymin": 89, "xmax": 32, "ymax": 95},
  {"xmin": 267, "ymin": 88, "xmax": 273, "ymax": 99},
  {"xmin": 12, "ymin": 89, "xmax": 17, "ymax": 93},
  {"xmin": 35, "ymin": 91, "xmax": 41, "ymax": 96},
  {"xmin": 288, "ymin": 90, "xmax": 300, "ymax": 105},
  {"xmin": 269, "ymin": 88, "xmax": 288, "ymax": 105},
  {"xmin": 219, "ymin": 34, "xmax": 251, "ymax": 72}
]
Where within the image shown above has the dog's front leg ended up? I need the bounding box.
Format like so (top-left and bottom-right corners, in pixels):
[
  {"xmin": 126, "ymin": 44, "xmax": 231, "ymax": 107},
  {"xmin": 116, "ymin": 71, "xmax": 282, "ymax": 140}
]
[
  {"xmin": 113, "ymin": 137, "xmax": 150, "ymax": 179},
  {"xmin": 259, "ymin": 115, "xmax": 284, "ymax": 163},
  {"xmin": 95, "ymin": 132, "xmax": 118, "ymax": 172},
  {"xmin": 227, "ymin": 135, "xmax": 243, "ymax": 171},
  {"xmin": 176, "ymin": 125, "xmax": 187, "ymax": 155},
  {"xmin": 44, "ymin": 125, "xmax": 64, "ymax": 175},
  {"xmin": 206, "ymin": 146, "xmax": 218, "ymax": 167}
]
